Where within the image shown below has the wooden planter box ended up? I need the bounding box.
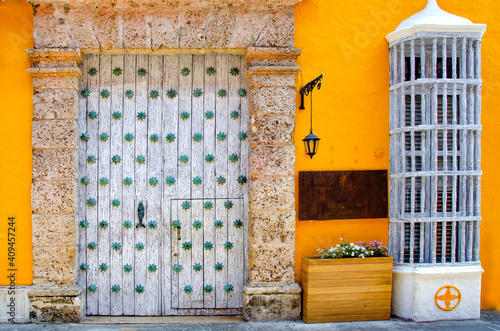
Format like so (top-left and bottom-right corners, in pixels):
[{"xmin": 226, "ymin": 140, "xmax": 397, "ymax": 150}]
[{"xmin": 301, "ymin": 256, "xmax": 393, "ymax": 323}]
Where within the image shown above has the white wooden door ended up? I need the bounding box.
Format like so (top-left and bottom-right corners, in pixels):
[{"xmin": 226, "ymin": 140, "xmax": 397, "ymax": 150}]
[{"xmin": 77, "ymin": 54, "xmax": 249, "ymax": 316}]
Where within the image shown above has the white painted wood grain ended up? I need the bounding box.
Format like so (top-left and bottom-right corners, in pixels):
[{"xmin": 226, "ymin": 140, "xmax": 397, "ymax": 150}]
[
  {"xmin": 85, "ymin": 54, "xmax": 100, "ymax": 315},
  {"xmin": 191, "ymin": 199, "xmax": 204, "ymax": 308},
  {"xmin": 134, "ymin": 54, "xmax": 149, "ymax": 315},
  {"xmin": 215, "ymin": 199, "xmax": 228, "ymax": 308},
  {"xmin": 170, "ymin": 200, "xmax": 180, "ymax": 309},
  {"xmin": 110, "ymin": 54, "xmax": 124, "ymax": 315},
  {"xmin": 227, "ymin": 55, "xmax": 241, "ymax": 308},
  {"xmin": 203, "ymin": 53, "xmax": 217, "ymax": 309},
  {"xmin": 191, "ymin": 55, "xmax": 205, "ymax": 308},
  {"xmin": 215, "ymin": 54, "xmax": 229, "ymax": 308},
  {"xmin": 177, "ymin": 54, "xmax": 193, "ymax": 309},
  {"xmin": 227, "ymin": 199, "xmax": 243, "ymax": 308},
  {"xmin": 146, "ymin": 55, "xmax": 163, "ymax": 315},
  {"xmin": 77, "ymin": 57, "xmax": 88, "ymax": 309},
  {"xmin": 121, "ymin": 54, "xmax": 136, "ymax": 316},
  {"xmin": 202, "ymin": 198, "xmax": 216, "ymax": 308},
  {"xmin": 98, "ymin": 55, "xmax": 112, "ymax": 315},
  {"xmin": 178, "ymin": 199, "xmax": 193, "ymax": 308},
  {"xmin": 162, "ymin": 54, "xmax": 179, "ymax": 315}
]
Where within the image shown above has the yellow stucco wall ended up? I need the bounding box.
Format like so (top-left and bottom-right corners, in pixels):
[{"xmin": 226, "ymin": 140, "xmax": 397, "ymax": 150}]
[
  {"xmin": 0, "ymin": 0, "xmax": 498, "ymax": 310},
  {"xmin": 0, "ymin": 0, "xmax": 33, "ymax": 286},
  {"xmin": 294, "ymin": 0, "xmax": 500, "ymax": 310}
]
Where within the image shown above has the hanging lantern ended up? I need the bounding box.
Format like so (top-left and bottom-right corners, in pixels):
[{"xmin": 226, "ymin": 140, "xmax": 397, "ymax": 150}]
[
  {"xmin": 303, "ymin": 131, "xmax": 320, "ymax": 159},
  {"xmin": 299, "ymin": 74, "xmax": 323, "ymax": 159},
  {"xmin": 302, "ymin": 131, "xmax": 321, "ymax": 159}
]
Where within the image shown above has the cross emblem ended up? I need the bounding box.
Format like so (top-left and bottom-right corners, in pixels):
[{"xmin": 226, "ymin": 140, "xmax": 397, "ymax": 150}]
[{"xmin": 435, "ymin": 285, "xmax": 461, "ymax": 311}]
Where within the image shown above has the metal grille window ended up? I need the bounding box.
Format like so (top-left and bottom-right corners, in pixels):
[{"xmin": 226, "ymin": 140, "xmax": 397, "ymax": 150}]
[{"xmin": 389, "ymin": 36, "xmax": 482, "ymax": 264}]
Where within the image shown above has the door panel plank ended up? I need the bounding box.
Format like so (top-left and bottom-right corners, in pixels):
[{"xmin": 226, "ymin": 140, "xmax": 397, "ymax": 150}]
[
  {"xmin": 134, "ymin": 54, "xmax": 149, "ymax": 316},
  {"xmin": 110, "ymin": 54, "xmax": 124, "ymax": 315},
  {"xmin": 122, "ymin": 54, "xmax": 137, "ymax": 316},
  {"xmin": 215, "ymin": 53, "xmax": 229, "ymax": 308},
  {"xmin": 191, "ymin": 56, "xmax": 205, "ymax": 308},
  {"xmin": 178, "ymin": 199, "xmax": 193, "ymax": 308},
  {"xmin": 177, "ymin": 54, "xmax": 193, "ymax": 309},
  {"xmin": 171, "ymin": 200, "xmax": 180, "ymax": 309},
  {"xmin": 162, "ymin": 54, "xmax": 179, "ymax": 314},
  {"xmin": 77, "ymin": 55, "xmax": 88, "ymax": 314},
  {"xmin": 203, "ymin": 54, "xmax": 217, "ymax": 309},
  {"xmin": 227, "ymin": 54, "xmax": 242, "ymax": 308},
  {"xmin": 146, "ymin": 55, "xmax": 163, "ymax": 315},
  {"xmin": 97, "ymin": 54, "xmax": 112, "ymax": 315},
  {"xmin": 85, "ymin": 54, "xmax": 100, "ymax": 315}
]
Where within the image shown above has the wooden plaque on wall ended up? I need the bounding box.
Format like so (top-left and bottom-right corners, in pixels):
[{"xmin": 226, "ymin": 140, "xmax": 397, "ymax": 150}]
[{"xmin": 298, "ymin": 170, "xmax": 388, "ymax": 221}]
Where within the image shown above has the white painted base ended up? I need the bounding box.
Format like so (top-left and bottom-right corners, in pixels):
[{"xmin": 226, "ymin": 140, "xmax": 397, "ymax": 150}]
[
  {"xmin": 391, "ymin": 264, "xmax": 483, "ymax": 322},
  {"xmin": 0, "ymin": 286, "xmax": 30, "ymax": 323}
]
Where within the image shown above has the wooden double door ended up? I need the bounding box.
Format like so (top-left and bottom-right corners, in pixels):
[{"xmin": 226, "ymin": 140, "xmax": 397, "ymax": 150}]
[{"xmin": 77, "ymin": 53, "xmax": 249, "ymax": 315}]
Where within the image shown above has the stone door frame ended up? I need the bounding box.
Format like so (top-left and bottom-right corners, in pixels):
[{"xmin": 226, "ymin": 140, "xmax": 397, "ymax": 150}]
[{"xmin": 26, "ymin": 0, "xmax": 301, "ymax": 322}]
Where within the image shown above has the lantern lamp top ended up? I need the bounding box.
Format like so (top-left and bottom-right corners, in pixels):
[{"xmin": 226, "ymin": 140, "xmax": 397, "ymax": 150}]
[{"xmin": 303, "ymin": 131, "xmax": 320, "ymax": 142}]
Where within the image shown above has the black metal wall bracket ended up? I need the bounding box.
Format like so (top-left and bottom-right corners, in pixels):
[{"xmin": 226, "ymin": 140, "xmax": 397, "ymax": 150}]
[{"xmin": 299, "ymin": 73, "xmax": 323, "ymax": 110}]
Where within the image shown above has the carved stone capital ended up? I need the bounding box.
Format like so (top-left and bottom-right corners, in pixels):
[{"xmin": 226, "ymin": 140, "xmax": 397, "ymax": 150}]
[
  {"xmin": 245, "ymin": 47, "xmax": 301, "ymax": 66},
  {"xmin": 28, "ymin": 284, "xmax": 82, "ymax": 298},
  {"xmin": 26, "ymin": 48, "xmax": 82, "ymax": 68}
]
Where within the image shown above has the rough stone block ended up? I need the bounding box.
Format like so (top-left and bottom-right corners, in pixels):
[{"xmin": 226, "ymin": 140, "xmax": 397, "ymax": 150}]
[
  {"xmin": 229, "ymin": 13, "xmax": 271, "ymax": 49},
  {"xmin": 152, "ymin": 12, "xmax": 180, "ymax": 50},
  {"xmin": 249, "ymin": 176, "xmax": 295, "ymax": 211},
  {"xmin": 205, "ymin": 11, "xmax": 237, "ymax": 48},
  {"xmin": 33, "ymin": 9, "xmax": 74, "ymax": 48},
  {"xmin": 250, "ymin": 87, "xmax": 296, "ymax": 116},
  {"xmin": 250, "ymin": 115, "xmax": 295, "ymax": 146},
  {"xmin": 249, "ymin": 211, "xmax": 295, "ymax": 245},
  {"xmin": 123, "ymin": 11, "xmax": 152, "ymax": 49},
  {"xmin": 31, "ymin": 181, "xmax": 77, "ymax": 215},
  {"xmin": 248, "ymin": 73, "xmax": 297, "ymax": 88},
  {"xmin": 32, "ymin": 247, "xmax": 78, "ymax": 285},
  {"xmin": 33, "ymin": 89, "xmax": 79, "ymax": 120},
  {"xmin": 32, "ymin": 214, "xmax": 78, "ymax": 248},
  {"xmin": 64, "ymin": 10, "xmax": 101, "ymax": 50},
  {"xmin": 33, "ymin": 149, "xmax": 78, "ymax": 181},
  {"xmin": 32, "ymin": 119, "xmax": 78, "ymax": 149},
  {"xmin": 179, "ymin": 11, "xmax": 208, "ymax": 48},
  {"xmin": 248, "ymin": 244, "xmax": 295, "ymax": 282},
  {"xmin": 30, "ymin": 294, "xmax": 84, "ymax": 323},
  {"xmin": 30, "ymin": 68, "xmax": 81, "ymax": 92},
  {"xmin": 254, "ymin": 12, "xmax": 294, "ymax": 48},
  {"xmin": 249, "ymin": 146, "xmax": 295, "ymax": 178},
  {"xmin": 92, "ymin": 8, "xmax": 123, "ymax": 49},
  {"xmin": 243, "ymin": 293, "xmax": 301, "ymax": 321}
]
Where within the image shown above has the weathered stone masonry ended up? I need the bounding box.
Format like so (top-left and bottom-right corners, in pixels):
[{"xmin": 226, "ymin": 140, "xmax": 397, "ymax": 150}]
[
  {"xmin": 26, "ymin": 0, "xmax": 302, "ymax": 322},
  {"xmin": 27, "ymin": 49, "xmax": 85, "ymax": 323}
]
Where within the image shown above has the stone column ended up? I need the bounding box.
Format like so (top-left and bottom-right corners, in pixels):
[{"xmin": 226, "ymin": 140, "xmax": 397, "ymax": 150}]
[
  {"xmin": 243, "ymin": 47, "xmax": 302, "ymax": 321},
  {"xmin": 26, "ymin": 49, "xmax": 85, "ymax": 323}
]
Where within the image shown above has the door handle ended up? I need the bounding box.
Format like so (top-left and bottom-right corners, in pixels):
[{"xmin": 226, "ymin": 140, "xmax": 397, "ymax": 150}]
[
  {"xmin": 177, "ymin": 226, "xmax": 181, "ymax": 241},
  {"xmin": 136, "ymin": 201, "xmax": 146, "ymax": 228}
]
